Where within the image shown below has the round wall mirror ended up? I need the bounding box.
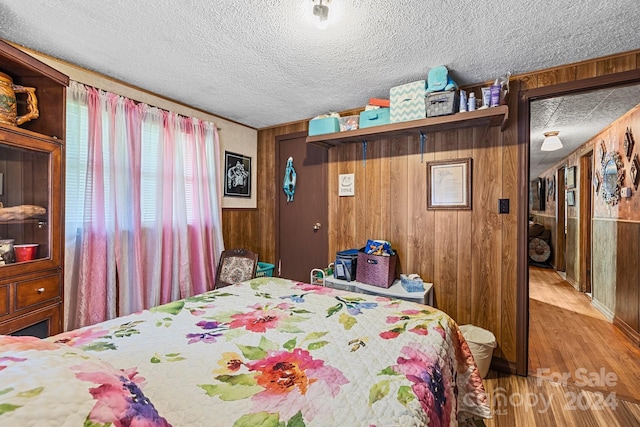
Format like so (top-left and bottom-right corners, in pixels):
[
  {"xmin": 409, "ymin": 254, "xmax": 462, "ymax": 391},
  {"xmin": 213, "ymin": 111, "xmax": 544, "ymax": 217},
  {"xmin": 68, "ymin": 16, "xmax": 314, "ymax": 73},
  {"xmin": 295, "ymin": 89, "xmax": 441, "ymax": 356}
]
[{"xmin": 601, "ymin": 151, "xmax": 624, "ymax": 205}]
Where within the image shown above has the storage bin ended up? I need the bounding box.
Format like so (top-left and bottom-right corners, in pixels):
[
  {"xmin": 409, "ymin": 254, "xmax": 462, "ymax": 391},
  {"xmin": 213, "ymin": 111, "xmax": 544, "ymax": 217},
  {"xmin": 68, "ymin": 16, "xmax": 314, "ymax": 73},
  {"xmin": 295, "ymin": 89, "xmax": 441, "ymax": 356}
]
[
  {"xmin": 334, "ymin": 248, "xmax": 359, "ymax": 282},
  {"xmin": 359, "ymin": 108, "xmax": 390, "ymax": 128},
  {"xmin": 338, "ymin": 115, "xmax": 359, "ymax": 131},
  {"xmin": 356, "ymin": 250, "xmax": 397, "ymax": 288},
  {"xmin": 255, "ymin": 262, "xmax": 275, "ymax": 277},
  {"xmin": 390, "ymin": 80, "xmax": 427, "ymax": 123},
  {"xmin": 459, "ymin": 325, "xmax": 497, "ymax": 379},
  {"xmin": 308, "ymin": 117, "xmax": 340, "ymax": 136},
  {"xmin": 426, "ymin": 90, "xmax": 459, "ymax": 117}
]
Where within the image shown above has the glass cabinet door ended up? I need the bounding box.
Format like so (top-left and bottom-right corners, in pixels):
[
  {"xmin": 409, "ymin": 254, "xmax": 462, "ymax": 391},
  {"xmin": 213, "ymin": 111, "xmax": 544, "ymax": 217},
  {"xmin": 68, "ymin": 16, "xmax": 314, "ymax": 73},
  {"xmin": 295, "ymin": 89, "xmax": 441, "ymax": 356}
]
[{"xmin": 0, "ymin": 141, "xmax": 51, "ymax": 265}]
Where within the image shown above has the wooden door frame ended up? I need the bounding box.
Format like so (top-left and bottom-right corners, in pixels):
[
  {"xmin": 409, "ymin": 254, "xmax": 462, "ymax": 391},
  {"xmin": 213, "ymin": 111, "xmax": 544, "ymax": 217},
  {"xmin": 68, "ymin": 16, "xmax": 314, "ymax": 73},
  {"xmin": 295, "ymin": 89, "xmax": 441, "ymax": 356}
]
[
  {"xmin": 556, "ymin": 166, "xmax": 566, "ymax": 272},
  {"xmin": 516, "ymin": 69, "xmax": 640, "ymax": 376},
  {"xmin": 579, "ymin": 152, "xmax": 594, "ymax": 293}
]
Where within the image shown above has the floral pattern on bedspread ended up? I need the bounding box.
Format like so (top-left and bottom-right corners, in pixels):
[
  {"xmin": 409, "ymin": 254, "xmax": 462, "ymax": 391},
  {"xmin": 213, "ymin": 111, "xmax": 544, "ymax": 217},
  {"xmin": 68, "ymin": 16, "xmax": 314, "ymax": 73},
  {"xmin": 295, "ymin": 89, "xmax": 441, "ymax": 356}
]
[
  {"xmin": 0, "ymin": 335, "xmax": 170, "ymax": 426},
  {"xmin": 38, "ymin": 277, "xmax": 489, "ymax": 426}
]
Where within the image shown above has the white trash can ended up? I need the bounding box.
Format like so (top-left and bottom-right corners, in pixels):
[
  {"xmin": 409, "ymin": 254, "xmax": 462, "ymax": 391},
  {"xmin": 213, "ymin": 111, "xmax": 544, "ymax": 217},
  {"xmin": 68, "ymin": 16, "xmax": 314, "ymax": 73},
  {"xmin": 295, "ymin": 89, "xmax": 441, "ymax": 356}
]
[{"xmin": 459, "ymin": 325, "xmax": 496, "ymax": 379}]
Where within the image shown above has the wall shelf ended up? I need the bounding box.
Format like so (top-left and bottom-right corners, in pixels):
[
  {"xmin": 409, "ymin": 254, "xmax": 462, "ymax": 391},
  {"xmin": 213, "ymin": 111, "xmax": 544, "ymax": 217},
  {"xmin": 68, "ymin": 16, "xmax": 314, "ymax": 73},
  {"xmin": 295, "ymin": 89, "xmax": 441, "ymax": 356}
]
[{"xmin": 306, "ymin": 105, "xmax": 508, "ymax": 148}]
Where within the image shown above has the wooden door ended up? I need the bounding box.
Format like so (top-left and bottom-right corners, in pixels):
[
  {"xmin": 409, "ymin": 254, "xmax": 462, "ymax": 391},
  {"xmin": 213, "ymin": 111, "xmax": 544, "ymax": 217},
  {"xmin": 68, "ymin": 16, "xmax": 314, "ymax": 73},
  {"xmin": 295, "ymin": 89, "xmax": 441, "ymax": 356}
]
[{"xmin": 276, "ymin": 133, "xmax": 328, "ymax": 282}]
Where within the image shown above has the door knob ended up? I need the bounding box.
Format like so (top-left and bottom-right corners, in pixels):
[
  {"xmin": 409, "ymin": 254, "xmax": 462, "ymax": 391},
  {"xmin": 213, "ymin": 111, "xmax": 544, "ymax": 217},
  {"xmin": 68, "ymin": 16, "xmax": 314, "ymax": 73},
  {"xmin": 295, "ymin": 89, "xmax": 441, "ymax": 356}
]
[{"xmin": 313, "ymin": 222, "xmax": 322, "ymax": 231}]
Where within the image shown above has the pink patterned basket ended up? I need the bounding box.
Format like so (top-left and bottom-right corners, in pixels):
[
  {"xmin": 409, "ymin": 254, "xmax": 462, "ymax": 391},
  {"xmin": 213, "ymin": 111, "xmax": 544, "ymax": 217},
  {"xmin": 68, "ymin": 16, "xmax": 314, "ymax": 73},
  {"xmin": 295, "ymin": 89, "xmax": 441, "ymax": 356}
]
[{"xmin": 356, "ymin": 251, "xmax": 397, "ymax": 288}]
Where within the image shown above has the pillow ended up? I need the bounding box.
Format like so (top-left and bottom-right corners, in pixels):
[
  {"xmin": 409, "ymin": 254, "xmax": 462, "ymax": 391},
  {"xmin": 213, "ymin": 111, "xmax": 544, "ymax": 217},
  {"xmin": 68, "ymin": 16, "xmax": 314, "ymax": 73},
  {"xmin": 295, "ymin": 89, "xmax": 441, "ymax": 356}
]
[{"xmin": 0, "ymin": 335, "xmax": 171, "ymax": 426}]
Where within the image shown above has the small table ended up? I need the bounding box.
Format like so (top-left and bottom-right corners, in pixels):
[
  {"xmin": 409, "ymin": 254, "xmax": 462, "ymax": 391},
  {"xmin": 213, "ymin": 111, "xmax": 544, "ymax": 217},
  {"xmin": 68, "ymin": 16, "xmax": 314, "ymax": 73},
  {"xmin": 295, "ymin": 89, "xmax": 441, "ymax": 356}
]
[{"xmin": 323, "ymin": 275, "xmax": 434, "ymax": 306}]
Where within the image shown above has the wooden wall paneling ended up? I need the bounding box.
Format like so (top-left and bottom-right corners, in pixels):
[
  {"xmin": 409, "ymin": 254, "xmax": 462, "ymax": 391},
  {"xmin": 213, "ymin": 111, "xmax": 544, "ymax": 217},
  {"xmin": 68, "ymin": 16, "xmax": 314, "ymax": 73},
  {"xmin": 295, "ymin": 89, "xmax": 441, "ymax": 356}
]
[
  {"xmin": 433, "ymin": 130, "xmax": 460, "ymax": 320},
  {"xmin": 596, "ymin": 54, "xmax": 637, "ymax": 77},
  {"xmin": 389, "ymin": 136, "xmax": 409, "ymax": 276},
  {"xmin": 575, "ymin": 62, "xmax": 597, "ymax": 81},
  {"xmin": 364, "ymin": 138, "xmax": 384, "ymax": 240},
  {"xmin": 221, "ymin": 209, "xmax": 258, "ymax": 252},
  {"xmin": 615, "ymin": 221, "xmax": 640, "ymax": 332},
  {"xmin": 379, "ymin": 139, "xmax": 392, "ymax": 245},
  {"xmin": 354, "ymin": 142, "xmax": 368, "ymax": 250},
  {"xmin": 333, "ymin": 145, "xmax": 352, "ymax": 252},
  {"xmin": 456, "ymin": 127, "xmax": 473, "ymax": 324},
  {"xmin": 254, "ymin": 127, "xmax": 273, "ymax": 263},
  {"xmin": 518, "ymin": 74, "xmax": 538, "ymax": 91},
  {"xmin": 500, "ymin": 82, "xmax": 519, "ymax": 362},
  {"xmin": 407, "ymin": 134, "xmax": 434, "ymax": 295},
  {"xmin": 534, "ymin": 67, "xmax": 577, "ymax": 88},
  {"xmin": 470, "ymin": 124, "xmax": 503, "ymax": 357}
]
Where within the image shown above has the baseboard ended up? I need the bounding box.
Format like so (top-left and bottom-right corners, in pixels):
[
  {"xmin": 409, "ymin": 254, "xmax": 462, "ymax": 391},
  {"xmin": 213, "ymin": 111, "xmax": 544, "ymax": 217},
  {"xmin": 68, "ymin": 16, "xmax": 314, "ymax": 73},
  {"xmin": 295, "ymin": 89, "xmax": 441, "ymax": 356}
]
[
  {"xmin": 613, "ymin": 316, "xmax": 640, "ymax": 347},
  {"xmin": 565, "ymin": 276, "xmax": 579, "ymax": 291},
  {"xmin": 490, "ymin": 357, "xmax": 517, "ymax": 375},
  {"xmin": 591, "ymin": 298, "xmax": 614, "ymax": 321}
]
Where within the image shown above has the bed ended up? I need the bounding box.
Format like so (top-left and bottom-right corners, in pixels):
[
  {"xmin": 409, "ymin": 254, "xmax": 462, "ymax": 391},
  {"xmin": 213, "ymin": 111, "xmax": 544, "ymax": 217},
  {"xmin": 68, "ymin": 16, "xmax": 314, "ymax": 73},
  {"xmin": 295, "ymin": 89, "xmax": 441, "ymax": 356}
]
[{"xmin": 1, "ymin": 277, "xmax": 491, "ymax": 426}]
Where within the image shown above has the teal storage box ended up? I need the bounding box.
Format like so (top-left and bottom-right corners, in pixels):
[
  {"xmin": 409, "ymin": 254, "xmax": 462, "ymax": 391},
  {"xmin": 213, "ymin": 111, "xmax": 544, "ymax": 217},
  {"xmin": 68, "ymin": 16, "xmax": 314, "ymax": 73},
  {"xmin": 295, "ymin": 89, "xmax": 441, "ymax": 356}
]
[
  {"xmin": 308, "ymin": 117, "xmax": 340, "ymax": 136},
  {"xmin": 359, "ymin": 108, "xmax": 390, "ymax": 128}
]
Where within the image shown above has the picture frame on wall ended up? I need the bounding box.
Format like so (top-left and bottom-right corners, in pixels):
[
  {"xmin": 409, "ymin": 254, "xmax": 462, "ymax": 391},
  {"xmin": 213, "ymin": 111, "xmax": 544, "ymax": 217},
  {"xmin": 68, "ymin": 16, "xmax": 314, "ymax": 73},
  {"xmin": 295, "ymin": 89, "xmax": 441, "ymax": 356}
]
[
  {"xmin": 426, "ymin": 158, "xmax": 472, "ymax": 210},
  {"xmin": 224, "ymin": 151, "xmax": 251, "ymax": 198},
  {"xmin": 565, "ymin": 166, "xmax": 576, "ymax": 189},
  {"xmin": 567, "ymin": 190, "xmax": 576, "ymax": 206}
]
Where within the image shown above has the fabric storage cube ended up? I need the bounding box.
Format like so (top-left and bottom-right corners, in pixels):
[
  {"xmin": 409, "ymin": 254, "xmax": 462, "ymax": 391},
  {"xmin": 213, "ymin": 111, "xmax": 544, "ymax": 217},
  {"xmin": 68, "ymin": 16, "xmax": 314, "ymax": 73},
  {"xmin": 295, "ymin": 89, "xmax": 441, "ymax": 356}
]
[
  {"xmin": 308, "ymin": 117, "xmax": 340, "ymax": 136},
  {"xmin": 356, "ymin": 250, "xmax": 397, "ymax": 288},
  {"xmin": 390, "ymin": 80, "xmax": 426, "ymax": 123},
  {"xmin": 359, "ymin": 108, "xmax": 390, "ymax": 128},
  {"xmin": 426, "ymin": 90, "xmax": 459, "ymax": 117}
]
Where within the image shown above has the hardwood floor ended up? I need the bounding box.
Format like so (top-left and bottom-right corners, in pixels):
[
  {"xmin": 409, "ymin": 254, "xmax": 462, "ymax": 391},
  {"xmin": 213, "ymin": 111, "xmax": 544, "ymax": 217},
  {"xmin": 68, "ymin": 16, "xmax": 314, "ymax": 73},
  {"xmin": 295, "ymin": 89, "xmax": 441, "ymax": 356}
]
[
  {"xmin": 528, "ymin": 266, "xmax": 640, "ymax": 403},
  {"xmin": 464, "ymin": 266, "xmax": 640, "ymax": 426},
  {"xmin": 480, "ymin": 372, "xmax": 640, "ymax": 427}
]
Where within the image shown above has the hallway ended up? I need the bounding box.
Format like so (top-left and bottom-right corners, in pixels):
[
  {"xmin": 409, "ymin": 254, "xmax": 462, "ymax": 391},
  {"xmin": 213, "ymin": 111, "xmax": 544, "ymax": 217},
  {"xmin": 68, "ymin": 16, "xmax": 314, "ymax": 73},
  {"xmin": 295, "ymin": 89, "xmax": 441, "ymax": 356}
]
[{"xmin": 528, "ymin": 266, "xmax": 640, "ymax": 403}]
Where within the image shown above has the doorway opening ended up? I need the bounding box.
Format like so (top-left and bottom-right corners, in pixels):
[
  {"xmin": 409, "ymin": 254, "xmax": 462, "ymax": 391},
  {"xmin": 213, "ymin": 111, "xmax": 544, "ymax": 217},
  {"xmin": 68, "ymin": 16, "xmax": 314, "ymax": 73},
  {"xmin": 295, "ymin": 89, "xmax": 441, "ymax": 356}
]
[{"xmin": 520, "ymin": 70, "xmax": 640, "ymax": 400}]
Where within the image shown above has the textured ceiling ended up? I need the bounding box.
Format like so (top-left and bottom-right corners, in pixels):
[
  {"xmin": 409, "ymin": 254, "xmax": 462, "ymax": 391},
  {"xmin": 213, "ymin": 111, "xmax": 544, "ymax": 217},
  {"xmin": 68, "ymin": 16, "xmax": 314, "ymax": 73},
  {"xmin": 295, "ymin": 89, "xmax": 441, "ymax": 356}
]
[
  {"xmin": 530, "ymin": 84, "xmax": 640, "ymax": 179},
  {"xmin": 0, "ymin": 0, "xmax": 638, "ymax": 130},
  {"xmin": 1, "ymin": 1, "xmax": 639, "ymax": 179}
]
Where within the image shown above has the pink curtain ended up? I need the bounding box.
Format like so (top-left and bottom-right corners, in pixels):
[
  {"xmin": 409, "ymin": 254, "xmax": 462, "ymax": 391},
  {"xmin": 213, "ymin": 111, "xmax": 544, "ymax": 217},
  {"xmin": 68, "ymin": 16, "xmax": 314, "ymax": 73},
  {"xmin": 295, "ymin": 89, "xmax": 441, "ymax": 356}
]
[{"xmin": 65, "ymin": 82, "xmax": 224, "ymax": 329}]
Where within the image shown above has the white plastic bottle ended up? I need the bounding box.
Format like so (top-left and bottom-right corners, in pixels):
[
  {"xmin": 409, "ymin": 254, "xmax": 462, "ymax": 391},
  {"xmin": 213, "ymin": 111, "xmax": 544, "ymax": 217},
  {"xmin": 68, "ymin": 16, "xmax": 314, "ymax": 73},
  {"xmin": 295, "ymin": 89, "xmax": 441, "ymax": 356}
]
[{"xmin": 468, "ymin": 92, "xmax": 476, "ymax": 111}]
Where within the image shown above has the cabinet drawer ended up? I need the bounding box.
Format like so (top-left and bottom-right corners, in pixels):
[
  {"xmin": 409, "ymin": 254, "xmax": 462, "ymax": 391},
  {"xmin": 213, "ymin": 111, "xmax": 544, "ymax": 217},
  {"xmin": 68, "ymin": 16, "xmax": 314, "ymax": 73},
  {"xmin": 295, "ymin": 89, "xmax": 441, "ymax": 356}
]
[
  {"xmin": 0, "ymin": 285, "xmax": 8, "ymax": 316},
  {"xmin": 15, "ymin": 275, "xmax": 60, "ymax": 310}
]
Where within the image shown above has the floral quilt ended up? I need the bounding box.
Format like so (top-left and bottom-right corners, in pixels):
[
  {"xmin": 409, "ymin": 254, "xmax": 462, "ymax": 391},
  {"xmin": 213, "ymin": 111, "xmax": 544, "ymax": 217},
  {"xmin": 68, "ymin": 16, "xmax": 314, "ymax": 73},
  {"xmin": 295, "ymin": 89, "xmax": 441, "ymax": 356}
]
[{"xmin": 1, "ymin": 277, "xmax": 490, "ymax": 426}]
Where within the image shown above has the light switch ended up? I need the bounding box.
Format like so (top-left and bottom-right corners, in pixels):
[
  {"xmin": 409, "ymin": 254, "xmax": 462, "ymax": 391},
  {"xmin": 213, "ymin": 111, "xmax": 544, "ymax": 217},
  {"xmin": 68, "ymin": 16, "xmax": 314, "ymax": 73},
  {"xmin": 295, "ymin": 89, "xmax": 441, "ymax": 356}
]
[{"xmin": 499, "ymin": 198, "xmax": 509, "ymax": 214}]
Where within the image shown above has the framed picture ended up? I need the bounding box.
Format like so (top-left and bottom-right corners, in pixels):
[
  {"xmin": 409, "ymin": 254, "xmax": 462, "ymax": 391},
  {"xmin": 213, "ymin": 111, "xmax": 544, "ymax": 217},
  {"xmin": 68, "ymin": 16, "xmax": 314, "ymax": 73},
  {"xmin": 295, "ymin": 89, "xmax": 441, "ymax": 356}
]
[
  {"xmin": 624, "ymin": 127, "xmax": 635, "ymax": 161},
  {"xmin": 224, "ymin": 151, "xmax": 251, "ymax": 198},
  {"xmin": 426, "ymin": 158, "xmax": 472, "ymax": 210},
  {"xmin": 566, "ymin": 166, "xmax": 576, "ymax": 189},
  {"xmin": 567, "ymin": 190, "xmax": 576, "ymax": 206}
]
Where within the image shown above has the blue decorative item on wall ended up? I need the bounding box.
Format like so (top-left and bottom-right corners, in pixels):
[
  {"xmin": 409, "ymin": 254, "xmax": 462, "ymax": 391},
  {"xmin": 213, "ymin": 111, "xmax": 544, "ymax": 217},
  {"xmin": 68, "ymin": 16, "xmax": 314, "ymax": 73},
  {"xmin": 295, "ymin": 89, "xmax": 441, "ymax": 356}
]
[{"xmin": 283, "ymin": 156, "xmax": 296, "ymax": 202}]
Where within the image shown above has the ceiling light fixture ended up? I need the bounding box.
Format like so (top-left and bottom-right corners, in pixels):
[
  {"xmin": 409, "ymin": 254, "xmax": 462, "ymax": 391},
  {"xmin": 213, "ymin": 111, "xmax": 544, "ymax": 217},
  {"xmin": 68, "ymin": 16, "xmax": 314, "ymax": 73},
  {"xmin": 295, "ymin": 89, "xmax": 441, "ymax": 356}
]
[
  {"xmin": 311, "ymin": 0, "xmax": 331, "ymax": 29},
  {"xmin": 541, "ymin": 131, "xmax": 563, "ymax": 151}
]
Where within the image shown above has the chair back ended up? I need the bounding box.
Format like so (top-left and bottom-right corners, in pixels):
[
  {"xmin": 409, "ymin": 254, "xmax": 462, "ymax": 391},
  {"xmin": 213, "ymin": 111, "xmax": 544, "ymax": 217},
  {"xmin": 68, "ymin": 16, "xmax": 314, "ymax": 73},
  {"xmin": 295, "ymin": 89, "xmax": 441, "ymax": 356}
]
[{"xmin": 215, "ymin": 248, "xmax": 258, "ymax": 289}]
